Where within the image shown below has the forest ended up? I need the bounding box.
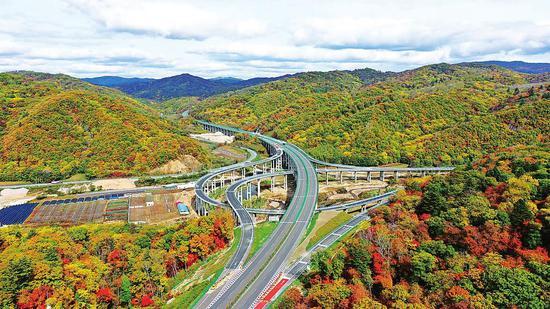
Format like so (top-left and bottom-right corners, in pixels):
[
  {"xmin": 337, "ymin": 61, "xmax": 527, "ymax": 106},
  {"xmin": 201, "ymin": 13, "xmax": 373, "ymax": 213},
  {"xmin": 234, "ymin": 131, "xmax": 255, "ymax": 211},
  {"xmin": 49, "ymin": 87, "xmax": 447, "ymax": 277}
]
[
  {"xmin": 0, "ymin": 209, "xmax": 234, "ymax": 308},
  {"xmin": 0, "ymin": 72, "xmax": 209, "ymax": 182},
  {"xmin": 192, "ymin": 64, "xmax": 549, "ymax": 167},
  {"xmin": 278, "ymin": 150, "xmax": 549, "ymax": 308}
]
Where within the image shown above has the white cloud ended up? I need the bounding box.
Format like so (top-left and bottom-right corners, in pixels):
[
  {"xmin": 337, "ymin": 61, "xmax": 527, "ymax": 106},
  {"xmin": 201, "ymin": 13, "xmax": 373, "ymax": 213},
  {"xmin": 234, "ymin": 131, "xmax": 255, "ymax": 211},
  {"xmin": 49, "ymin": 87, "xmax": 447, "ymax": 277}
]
[
  {"xmin": 0, "ymin": 0, "xmax": 548, "ymax": 78},
  {"xmin": 66, "ymin": 0, "xmax": 267, "ymax": 40}
]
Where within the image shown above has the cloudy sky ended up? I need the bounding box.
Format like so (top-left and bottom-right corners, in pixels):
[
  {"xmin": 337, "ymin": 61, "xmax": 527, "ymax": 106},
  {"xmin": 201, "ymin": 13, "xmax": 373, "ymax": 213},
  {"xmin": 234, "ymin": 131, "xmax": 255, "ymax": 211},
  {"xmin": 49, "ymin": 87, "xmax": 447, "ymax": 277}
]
[{"xmin": 1, "ymin": 0, "xmax": 549, "ymax": 78}]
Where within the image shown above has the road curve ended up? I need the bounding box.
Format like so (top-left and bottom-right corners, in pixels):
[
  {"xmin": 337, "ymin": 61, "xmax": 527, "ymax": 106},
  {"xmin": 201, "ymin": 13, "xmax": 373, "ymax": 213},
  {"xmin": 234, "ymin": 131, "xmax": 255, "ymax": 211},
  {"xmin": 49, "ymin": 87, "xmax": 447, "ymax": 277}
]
[
  {"xmin": 201, "ymin": 138, "xmax": 318, "ymax": 308},
  {"xmin": 225, "ymin": 171, "xmax": 293, "ymax": 270}
]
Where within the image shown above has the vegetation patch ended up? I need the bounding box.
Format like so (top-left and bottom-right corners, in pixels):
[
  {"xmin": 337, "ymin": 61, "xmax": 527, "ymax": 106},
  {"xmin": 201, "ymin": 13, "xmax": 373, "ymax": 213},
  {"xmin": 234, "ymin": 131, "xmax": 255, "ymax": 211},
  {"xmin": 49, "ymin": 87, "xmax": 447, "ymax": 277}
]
[
  {"xmin": 306, "ymin": 211, "xmax": 352, "ymax": 250},
  {"xmin": 246, "ymin": 221, "xmax": 278, "ymax": 263}
]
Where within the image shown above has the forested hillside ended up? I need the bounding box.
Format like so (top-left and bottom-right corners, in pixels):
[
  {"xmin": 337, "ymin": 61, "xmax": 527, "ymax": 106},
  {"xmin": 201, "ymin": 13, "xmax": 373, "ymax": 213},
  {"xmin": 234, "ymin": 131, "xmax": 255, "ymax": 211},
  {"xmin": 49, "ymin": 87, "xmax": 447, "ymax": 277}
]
[
  {"xmin": 279, "ymin": 153, "xmax": 549, "ymax": 308},
  {"xmin": 0, "ymin": 71, "xmax": 208, "ymax": 182},
  {"xmin": 192, "ymin": 64, "xmax": 549, "ymax": 167},
  {"xmin": 0, "ymin": 209, "xmax": 234, "ymax": 308}
]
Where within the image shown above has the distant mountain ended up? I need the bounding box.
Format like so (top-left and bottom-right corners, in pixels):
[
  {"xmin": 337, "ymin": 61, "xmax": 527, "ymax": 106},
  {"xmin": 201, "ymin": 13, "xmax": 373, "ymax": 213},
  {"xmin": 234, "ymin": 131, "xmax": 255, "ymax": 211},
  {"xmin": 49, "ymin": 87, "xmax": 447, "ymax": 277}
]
[
  {"xmin": 0, "ymin": 71, "xmax": 208, "ymax": 182},
  {"xmin": 83, "ymin": 73, "xmax": 286, "ymax": 101},
  {"xmin": 208, "ymin": 77, "xmax": 243, "ymax": 84},
  {"xmin": 82, "ymin": 76, "xmax": 154, "ymax": 87},
  {"xmin": 470, "ymin": 60, "xmax": 550, "ymax": 74}
]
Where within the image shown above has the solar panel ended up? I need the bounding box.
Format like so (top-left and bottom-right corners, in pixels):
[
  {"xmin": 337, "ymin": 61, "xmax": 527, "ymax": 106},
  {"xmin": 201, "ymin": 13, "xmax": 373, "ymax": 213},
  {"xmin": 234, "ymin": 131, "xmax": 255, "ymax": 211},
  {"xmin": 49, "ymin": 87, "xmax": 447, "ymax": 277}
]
[{"xmin": 0, "ymin": 203, "xmax": 38, "ymax": 225}]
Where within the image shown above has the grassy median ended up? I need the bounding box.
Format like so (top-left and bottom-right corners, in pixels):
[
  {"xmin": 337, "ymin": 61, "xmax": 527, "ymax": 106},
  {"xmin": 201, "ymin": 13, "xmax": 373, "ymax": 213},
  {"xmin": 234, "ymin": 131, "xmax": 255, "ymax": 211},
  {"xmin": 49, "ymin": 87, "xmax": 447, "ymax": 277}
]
[
  {"xmin": 246, "ymin": 221, "xmax": 278, "ymax": 263},
  {"xmin": 306, "ymin": 211, "xmax": 351, "ymax": 250}
]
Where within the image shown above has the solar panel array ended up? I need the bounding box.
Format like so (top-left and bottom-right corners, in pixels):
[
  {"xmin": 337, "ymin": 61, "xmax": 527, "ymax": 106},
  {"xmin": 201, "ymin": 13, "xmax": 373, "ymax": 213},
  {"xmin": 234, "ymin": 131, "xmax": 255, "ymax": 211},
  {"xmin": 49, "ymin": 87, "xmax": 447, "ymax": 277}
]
[
  {"xmin": 0, "ymin": 203, "xmax": 39, "ymax": 226},
  {"xmin": 41, "ymin": 193, "xmax": 125, "ymax": 206}
]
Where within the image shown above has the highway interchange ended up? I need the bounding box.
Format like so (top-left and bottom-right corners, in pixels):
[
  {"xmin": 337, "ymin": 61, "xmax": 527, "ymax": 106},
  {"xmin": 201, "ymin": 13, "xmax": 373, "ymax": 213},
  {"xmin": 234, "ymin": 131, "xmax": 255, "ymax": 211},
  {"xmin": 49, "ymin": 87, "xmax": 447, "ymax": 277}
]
[{"xmin": 192, "ymin": 120, "xmax": 454, "ymax": 308}]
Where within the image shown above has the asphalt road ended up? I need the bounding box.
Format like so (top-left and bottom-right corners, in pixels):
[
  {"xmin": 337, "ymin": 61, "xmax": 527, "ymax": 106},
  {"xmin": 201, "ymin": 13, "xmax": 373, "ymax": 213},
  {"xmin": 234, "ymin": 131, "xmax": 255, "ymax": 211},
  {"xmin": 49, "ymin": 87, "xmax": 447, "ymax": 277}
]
[
  {"xmin": 225, "ymin": 171, "xmax": 292, "ymax": 270},
  {"xmin": 200, "ymin": 140, "xmax": 318, "ymax": 308}
]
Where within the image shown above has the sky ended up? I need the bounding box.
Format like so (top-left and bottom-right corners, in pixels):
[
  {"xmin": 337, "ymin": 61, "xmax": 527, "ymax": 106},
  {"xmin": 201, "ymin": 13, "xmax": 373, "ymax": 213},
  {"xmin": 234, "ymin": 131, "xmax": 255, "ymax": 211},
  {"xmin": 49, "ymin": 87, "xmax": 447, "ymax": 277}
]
[{"xmin": 0, "ymin": 0, "xmax": 549, "ymax": 79}]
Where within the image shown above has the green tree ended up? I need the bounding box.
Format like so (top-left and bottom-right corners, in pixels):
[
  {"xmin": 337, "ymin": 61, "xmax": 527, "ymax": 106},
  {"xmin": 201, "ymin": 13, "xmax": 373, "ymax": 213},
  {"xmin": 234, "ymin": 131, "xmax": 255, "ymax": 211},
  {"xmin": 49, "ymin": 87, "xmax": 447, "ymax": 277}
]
[
  {"xmin": 0, "ymin": 257, "xmax": 33, "ymax": 304},
  {"xmin": 484, "ymin": 265, "xmax": 547, "ymax": 308},
  {"xmin": 120, "ymin": 275, "xmax": 132, "ymax": 305},
  {"xmin": 511, "ymin": 199, "xmax": 534, "ymax": 226},
  {"xmin": 411, "ymin": 251, "xmax": 436, "ymax": 282}
]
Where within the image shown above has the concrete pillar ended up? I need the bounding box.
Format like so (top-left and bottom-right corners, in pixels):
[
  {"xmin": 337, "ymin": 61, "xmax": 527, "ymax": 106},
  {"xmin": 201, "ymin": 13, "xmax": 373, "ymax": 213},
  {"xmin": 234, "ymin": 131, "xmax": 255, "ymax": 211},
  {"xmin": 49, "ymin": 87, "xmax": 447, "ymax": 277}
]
[
  {"xmin": 367, "ymin": 172, "xmax": 372, "ymax": 182},
  {"xmin": 380, "ymin": 171, "xmax": 385, "ymax": 181},
  {"xmin": 284, "ymin": 175, "xmax": 288, "ymax": 191},
  {"xmin": 394, "ymin": 171, "xmax": 399, "ymax": 180},
  {"xmin": 247, "ymin": 183, "xmax": 251, "ymax": 199},
  {"xmin": 326, "ymin": 172, "xmax": 329, "ymax": 186},
  {"xmin": 242, "ymin": 168, "xmax": 245, "ymax": 178},
  {"xmin": 354, "ymin": 171, "xmax": 357, "ymax": 183},
  {"xmin": 257, "ymin": 179, "xmax": 261, "ymax": 197},
  {"xmin": 271, "ymin": 176, "xmax": 275, "ymax": 191},
  {"xmin": 340, "ymin": 171, "xmax": 343, "ymax": 184},
  {"xmin": 231, "ymin": 170, "xmax": 235, "ymax": 184}
]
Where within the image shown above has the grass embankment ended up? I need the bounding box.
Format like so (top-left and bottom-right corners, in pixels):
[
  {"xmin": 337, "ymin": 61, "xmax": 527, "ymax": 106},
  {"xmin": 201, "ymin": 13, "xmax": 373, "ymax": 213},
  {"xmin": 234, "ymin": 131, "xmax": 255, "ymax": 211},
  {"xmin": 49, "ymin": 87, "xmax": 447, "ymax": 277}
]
[
  {"xmin": 166, "ymin": 228, "xmax": 242, "ymax": 308},
  {"xmin": 306, "ymin": 212, "xmax": 352, "ymax": 250},
  {"xmin": 246, "ymin": 221, "xmax": 278, "ymax": 263}
]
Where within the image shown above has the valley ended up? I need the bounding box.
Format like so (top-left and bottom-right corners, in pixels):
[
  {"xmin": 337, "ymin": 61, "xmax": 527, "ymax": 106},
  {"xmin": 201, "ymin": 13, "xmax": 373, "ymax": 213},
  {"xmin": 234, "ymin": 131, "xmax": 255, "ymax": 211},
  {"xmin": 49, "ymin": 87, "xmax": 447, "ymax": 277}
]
[{"xmin": 0, "ymin": 61, "xmax": 548, "ymax": 309}]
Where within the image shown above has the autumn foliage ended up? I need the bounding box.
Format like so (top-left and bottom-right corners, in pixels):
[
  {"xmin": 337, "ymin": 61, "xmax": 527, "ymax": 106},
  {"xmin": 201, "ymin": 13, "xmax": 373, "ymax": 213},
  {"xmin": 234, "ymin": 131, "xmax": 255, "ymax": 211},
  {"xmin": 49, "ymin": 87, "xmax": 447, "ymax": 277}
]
[
  {"xmin": 0, "ymin": 209, "xmax": 234, "ymax": 308},
  {"xmin": 282, "ymin": 162, "xmax": 549, "ymax": 308}
]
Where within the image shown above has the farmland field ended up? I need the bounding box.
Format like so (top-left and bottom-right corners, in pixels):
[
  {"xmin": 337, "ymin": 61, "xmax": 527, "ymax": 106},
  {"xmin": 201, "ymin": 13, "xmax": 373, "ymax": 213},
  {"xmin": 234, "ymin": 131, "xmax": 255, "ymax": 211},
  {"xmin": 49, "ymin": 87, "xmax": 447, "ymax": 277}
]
[
  {"xmin": 128, "ymin": 190, "xmax": 192, "ymax": 224},
  {"xmin": 27, "ymin": 200, "xmax": 106, "ymax": 225}
]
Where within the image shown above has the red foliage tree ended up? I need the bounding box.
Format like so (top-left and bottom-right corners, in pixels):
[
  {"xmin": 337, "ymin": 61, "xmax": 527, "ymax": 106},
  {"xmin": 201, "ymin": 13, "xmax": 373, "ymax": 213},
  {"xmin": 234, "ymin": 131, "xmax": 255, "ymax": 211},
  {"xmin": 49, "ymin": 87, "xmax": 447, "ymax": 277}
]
[
  {"xmin": 140, "ymin": 294, "xmax": 154, "ymax": 307},
  {"xmin": 96, "ymin": 287, "xmax": 115, "ymax": 303},
  {"xmin": 17, "ymin": 286, "xmax": 54, "ymax": 309}
]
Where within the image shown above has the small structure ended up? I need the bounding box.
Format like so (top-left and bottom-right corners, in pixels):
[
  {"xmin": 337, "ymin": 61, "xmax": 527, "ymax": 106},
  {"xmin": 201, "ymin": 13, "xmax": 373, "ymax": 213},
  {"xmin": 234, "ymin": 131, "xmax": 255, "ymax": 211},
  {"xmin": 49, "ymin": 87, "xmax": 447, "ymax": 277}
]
[
  {"xmin": 145, "ymin": 193, "xmax": 154, "ymax": 207},
  {"xmin": 176, "ymin": 202, "xmax": 190, "ymax": 215}
]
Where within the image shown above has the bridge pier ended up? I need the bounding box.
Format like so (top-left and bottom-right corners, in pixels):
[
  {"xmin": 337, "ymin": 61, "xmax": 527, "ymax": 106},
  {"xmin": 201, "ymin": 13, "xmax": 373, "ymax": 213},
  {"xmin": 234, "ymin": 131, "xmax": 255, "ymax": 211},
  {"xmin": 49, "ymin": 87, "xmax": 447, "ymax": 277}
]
[
  {"xmin": 326, "ymin": 172, "xmax": 329, "ymax": 185},
  {"xmin": 394, "ymin": 171, "xmax": 399, "ymax": 180},
  {"xmin": 380, "ymin": 171, "xmax": 385, "ymax": 182},
  {"xmin": 354, "ymin": 171, "xmax": 357, "ymax": 183},
  {"xmin": 367, "ymin": 172, "xmax": 372, "ymax": 182},
  {"xmin": 257, "ymin": 179, "xmax": 261, "ymax": 197},
  {"xmin": 340, "ymin": 171, "xmax": 343, "ymax": 184},
  {"xmin": 271, "ymin": 176, "xmax": 275, "ymax": 191},
  {"xmin": 284, "ymin": 175, "xmax": 288, "ymax": 191}
]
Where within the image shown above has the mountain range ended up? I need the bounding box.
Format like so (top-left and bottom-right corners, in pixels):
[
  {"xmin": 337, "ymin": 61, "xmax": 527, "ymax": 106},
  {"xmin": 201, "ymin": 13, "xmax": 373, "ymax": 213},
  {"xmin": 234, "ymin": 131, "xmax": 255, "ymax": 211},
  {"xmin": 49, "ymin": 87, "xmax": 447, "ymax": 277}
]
[
  {"xmin": 84, "ymin": 74, "xmax": 287, "ymax": 101},
  {"xmin": 83, "ymin": 61, "xmax": 550, "ymax": 102},
  {"xmin": 473, "ymin": 60, "xmax": 550, "ymax": 74}
]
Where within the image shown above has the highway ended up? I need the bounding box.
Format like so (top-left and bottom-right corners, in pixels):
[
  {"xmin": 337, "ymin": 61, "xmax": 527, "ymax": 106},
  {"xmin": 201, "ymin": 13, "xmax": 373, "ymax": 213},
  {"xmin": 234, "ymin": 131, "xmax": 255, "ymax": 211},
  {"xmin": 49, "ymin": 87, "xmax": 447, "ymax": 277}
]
[
  {"xmin": 192, "ymin": 120, "xmax": 453, "ymax": 309},
  {"xmin": 197, "ymin": 136, "xmax": 318, "ymax": 309},
  {"xmin": 225, "ymin": 171, "xmax": 293, "ymax": 270}
]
